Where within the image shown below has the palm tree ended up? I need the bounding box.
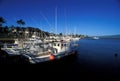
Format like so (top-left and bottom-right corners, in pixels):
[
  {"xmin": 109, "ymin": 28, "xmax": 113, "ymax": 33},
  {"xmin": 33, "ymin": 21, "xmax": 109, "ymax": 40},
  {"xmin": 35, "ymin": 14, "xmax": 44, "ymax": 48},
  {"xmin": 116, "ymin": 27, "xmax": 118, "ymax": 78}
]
[
  {"xmin": 0, "ymin": 17, "xmax": 5, "ymax": 28},
  {"xmin": 16, "ymin": 19, "xmax": 25, "ymax": 27},
  {"xmin": 16, "ymin": 19, "xmax": 25, "ymax": 38}
]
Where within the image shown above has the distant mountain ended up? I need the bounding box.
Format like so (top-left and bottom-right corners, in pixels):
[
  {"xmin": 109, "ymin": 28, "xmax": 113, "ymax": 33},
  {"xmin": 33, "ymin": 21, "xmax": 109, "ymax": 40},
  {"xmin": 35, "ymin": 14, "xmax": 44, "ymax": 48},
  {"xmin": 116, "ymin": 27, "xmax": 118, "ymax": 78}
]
[{"xmin": 99, "ymin": 35, "xmax": 120, "ymax": 39}]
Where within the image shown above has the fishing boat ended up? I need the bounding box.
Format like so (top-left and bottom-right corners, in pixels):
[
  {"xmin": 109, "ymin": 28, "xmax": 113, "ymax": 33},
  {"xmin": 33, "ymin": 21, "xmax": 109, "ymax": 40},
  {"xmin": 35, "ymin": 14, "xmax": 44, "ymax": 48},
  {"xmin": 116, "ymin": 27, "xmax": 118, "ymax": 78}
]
[
  {"xmin": 51, "ymin": 40, "xmax": 78, "ymax": 59},
  {"xmin": 21, "ymin": 38, "xmax": 78, "ymax": 64},
  {"xmin": 0, "ymin": 43, "xmax": 23, "ymax": 62},
  {"xmin": 0, "ymin": 32, "xmax": 43, "ymax": 59}
]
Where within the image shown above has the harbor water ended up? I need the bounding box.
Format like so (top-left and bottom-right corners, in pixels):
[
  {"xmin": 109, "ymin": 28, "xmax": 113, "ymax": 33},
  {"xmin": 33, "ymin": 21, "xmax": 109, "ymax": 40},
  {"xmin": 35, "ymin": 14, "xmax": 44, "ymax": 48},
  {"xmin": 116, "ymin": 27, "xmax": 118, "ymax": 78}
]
[{"xmin": 1, "ymin": 38, "xmax": 120, "ymax": 80}]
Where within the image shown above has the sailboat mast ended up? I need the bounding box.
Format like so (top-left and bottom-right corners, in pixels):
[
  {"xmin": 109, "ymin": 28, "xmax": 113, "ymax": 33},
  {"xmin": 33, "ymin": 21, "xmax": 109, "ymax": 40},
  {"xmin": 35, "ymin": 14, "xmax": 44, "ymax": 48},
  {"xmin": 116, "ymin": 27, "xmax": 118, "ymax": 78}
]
[
  {"xmin": 55, "ymin": 7, "xmax": 57, "ymax": 35},
  {"xmin": 64, "ymin": 8, "xmax": 67, "ymax": 36},
  {"xmin": 74, "ymin": 27, "xmax": 76, "ymax": 37}
]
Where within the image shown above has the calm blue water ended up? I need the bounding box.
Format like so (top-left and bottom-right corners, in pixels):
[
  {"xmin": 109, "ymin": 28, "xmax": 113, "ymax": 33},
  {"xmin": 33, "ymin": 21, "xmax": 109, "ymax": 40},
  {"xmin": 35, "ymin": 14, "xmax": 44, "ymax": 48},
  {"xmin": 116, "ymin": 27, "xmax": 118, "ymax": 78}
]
[
  {"xmin": 40, "ymin": 38, "xmax": 120, "ymax": 80},
  {"xmin": 1, "ymin": 38, "xmax": 120, "ymax": 80},
  {"xmin": 77, "ymin": 38, "xmax": 120, "ymax": 68},
  {"xmin": 72, "ymin": 38, "xmax": 120, "ymax": 80}
]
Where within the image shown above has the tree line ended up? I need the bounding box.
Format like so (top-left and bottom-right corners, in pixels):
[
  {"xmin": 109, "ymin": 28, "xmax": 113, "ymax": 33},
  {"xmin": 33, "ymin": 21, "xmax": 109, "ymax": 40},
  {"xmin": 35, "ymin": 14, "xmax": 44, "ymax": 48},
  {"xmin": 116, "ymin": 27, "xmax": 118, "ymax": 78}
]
[
  {"xmin": 0, "ymin": 16, "xmax": 87, "ymax": 39},
  {"xmin": 0, "ymin": 17, "xmax": 50, "ymax": 38}
]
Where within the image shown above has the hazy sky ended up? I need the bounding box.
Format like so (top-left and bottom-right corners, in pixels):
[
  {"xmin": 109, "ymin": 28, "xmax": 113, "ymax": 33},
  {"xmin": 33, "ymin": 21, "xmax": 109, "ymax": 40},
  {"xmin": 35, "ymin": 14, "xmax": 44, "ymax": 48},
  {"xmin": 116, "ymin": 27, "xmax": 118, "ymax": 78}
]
[{"xmin": 0, "ymin": 0, "xmax": 120, "ymax": 36}]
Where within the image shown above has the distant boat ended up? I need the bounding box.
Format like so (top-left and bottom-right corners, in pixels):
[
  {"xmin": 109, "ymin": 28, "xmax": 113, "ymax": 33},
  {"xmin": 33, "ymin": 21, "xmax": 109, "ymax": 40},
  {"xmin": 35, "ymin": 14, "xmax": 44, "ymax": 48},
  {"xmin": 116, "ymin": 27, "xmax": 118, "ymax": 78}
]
[
  {"xmin": 93, "ymin": 36, "xmax": 99, "ymax": 40},
  {"xmin": 72, "ymin": 37, "xmax": 80, "ymax": 41}
]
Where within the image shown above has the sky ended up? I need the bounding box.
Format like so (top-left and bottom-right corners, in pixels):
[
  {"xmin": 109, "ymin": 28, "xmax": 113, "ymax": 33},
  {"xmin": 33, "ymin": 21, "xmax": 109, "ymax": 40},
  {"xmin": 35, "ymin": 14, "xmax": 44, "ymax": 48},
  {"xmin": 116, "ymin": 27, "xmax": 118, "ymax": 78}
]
[{"xmin": 0, "ymin": 0, "xmax": 120, "ymax": 36}]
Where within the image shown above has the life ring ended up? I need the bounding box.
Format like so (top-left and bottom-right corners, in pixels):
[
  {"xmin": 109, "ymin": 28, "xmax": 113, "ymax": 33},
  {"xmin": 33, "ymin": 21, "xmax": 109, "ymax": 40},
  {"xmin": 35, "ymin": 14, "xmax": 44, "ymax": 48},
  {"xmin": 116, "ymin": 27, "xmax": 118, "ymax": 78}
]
[
  {"xmin": 48, "ymin": 49, "xmax": 55, "ymax": 60},
  {"xmin": 49, "ymin": 54, "xmax": 55, "ymax": 61}
]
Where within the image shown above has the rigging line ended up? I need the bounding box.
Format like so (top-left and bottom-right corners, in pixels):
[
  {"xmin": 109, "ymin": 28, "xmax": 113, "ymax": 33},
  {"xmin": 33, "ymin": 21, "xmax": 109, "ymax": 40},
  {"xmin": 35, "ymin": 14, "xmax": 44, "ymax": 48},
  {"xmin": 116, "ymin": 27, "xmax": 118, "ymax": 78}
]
[
  {"xmin": 31, "ymin": 17, "xmax": 41, "ymax": 28},
  {"xmin": 30, "ymin": 17, "xmax": 48, "ymax": 38},
  {"xmin": 40, "ymin": 12, "xmax": 52, "ymax": 28}
]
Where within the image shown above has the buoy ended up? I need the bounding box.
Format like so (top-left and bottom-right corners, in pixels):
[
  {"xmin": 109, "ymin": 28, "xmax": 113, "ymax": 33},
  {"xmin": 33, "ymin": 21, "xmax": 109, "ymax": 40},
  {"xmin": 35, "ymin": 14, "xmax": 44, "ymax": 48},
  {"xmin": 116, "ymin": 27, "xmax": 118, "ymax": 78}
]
[{"xmin": 49, "ymin": 54, "xmax": 55, "ymax": 61}]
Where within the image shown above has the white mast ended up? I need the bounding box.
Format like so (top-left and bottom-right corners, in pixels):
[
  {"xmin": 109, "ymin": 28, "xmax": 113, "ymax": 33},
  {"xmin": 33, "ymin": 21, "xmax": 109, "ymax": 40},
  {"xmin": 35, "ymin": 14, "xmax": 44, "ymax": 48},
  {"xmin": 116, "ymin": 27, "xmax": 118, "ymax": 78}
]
[
  {"xmin": 55, "ymin": 7, "xmax": 57, "ymax": 35},
  {"xmin": 74, "ymin": 27, "xmax": 76, "ymax": 37},
  {"xmin": 64, "ymin": 9, "xmax": 67, "ymax": 36}
]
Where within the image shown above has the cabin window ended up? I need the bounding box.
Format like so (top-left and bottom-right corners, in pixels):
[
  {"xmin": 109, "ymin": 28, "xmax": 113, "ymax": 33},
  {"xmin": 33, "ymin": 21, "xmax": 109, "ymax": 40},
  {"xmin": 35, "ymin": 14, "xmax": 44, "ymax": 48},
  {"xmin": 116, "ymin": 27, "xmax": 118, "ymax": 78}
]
[{"xmin": 58, "ymin": 44, "xmax": 59, "ymax": 46}]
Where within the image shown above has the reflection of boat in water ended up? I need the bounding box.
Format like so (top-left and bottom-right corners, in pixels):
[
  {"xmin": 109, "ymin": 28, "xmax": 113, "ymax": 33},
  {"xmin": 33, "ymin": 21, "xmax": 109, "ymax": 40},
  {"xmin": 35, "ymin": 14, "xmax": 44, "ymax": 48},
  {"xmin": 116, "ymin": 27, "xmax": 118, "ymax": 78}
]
[{"xmin": 93, "ymin": 36, "xmax": 99, "ymax": 40}]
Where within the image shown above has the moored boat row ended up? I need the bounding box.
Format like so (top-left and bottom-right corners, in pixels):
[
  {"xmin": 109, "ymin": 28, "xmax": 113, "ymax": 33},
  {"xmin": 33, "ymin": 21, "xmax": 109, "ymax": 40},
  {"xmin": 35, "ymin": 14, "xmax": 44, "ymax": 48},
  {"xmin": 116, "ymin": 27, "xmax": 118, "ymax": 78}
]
[{"xmin": 0, "ymin": 33, "xmax": 79, "ymax": 64}]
